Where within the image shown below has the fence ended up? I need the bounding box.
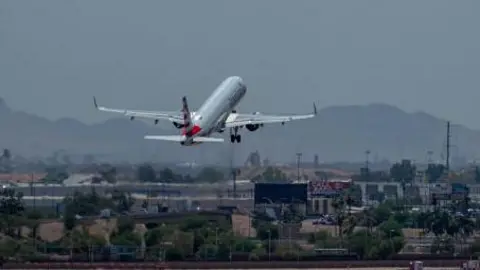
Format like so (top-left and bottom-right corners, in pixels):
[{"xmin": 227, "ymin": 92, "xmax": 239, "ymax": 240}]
[{"xmin": 7, "ymin": 243, "xmax": 477, "ymax": 264}]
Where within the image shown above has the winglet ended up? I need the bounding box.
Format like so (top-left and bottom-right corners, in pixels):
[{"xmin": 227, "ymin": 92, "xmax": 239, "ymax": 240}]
[
  {"xmin": 313, "ymin": 103, "xmax": 317, "ymax": 115},
  {"xmin": 93, "ymin": 96, "xmax": 98, "ymax": 109}
]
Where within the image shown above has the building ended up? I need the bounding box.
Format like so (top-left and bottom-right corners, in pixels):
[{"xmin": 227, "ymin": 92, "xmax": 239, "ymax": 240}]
[
  {"xmin": 308, "ymin": 179, "xmax": 351, "ymax": 214},
  {"xmin": 254, "ymin": 182, "xmax": 308, "ymax": 219}
]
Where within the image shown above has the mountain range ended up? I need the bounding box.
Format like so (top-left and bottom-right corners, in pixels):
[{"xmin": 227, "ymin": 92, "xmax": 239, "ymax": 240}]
[{"xmin": 0, "ymin": 97, "xmax": 478, "ymax": 164}]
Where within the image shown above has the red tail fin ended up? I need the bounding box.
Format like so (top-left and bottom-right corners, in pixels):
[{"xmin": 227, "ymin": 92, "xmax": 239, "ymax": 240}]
[{"xmin": 181, "ymin": 96, "xmax": 193, "ymax": 135}]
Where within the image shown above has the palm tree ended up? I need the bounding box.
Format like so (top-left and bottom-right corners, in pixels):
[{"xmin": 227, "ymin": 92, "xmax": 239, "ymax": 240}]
[
  {"xmin": 331, "ymin": 196, "xmax": 346, "ymax": 246},
  {"xmin": 456, "ymin": 215, "xmax": 474, "ymax": 253},
  {"xmin": 360, "ymin": 208, "xmax": 376, "ymax": 233},
  {"xmin": 2, "ymin": 149, "xmax": 11, "ymax": 160},
  {"xmin": 0, "ymin": 148, "xmax": 12, "ymax": 173}
]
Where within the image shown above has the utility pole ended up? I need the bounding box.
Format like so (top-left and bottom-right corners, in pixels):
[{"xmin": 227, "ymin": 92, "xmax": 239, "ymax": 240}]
[
  {"xmin": 446, "ymin": 121, "xmax": 451, "ymax": 171},
  {"xmin": 296, "ymin": 153, "xmax": 302, "ymax": 181},
  {"xmin": 365, "ymin": 150, "xmax": 370, "ymax": 171}
]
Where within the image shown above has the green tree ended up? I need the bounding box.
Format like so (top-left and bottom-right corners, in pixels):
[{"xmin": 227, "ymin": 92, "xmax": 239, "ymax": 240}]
[
  {"xmin": 256, "ymin": 224, "xmax": 279, "ymax": 241},
  {"xmin": 348, "ymin": 230, "xmax": 374, "ymax": 259},
  {"xmin": 331, "ymin": 195, "xmax": 347, "ymax": 245},
  {"xmin": 0, "ymin": 188, "xmax": 25, "ymax": 237},
  {"xmin": 110, "ymin": 231, "xmax": 142, "ymax": 246},
  {"xmin": 352, "ymin": 218, "xmax": 405, "ymax": 259},
  {"xmin": 426, "ymin": 163, "xmax": 446, "ymax": 183},
  {"xmin": 390, "ymin": 159, "xmax": 416, "ymax": 200},
  {"xmin": 431, "ymin": 236, "xmax": 454, "ymax": 254},
  {"xmin": 145, "ymin": 225, "xmax": 173, "ymax": 247},
  {"xmin": 61, "ymin": 227, "xmax": 106, "ymax": 254},
  {"xmin": 359, "ymin": 208, "xmax": 376, "ymax": 233},
  {"xmin": 109, "ymin": 189, "xmax": 135, "ymax": 213},
  {"xmin": 309, "ymin": 230, "xmax": 340, "ymax": 248},
  {"xmin": 0, "ymin": 148, "xmax": 12, "ymax": 173},
  {"xmin": 98, "ymin": 164, "xmax": 117, "ymax": 183},
  {"xmin": 43, "ymin": 166, "xmax": 69, "ymax": 183},
  {"xmin": 261, "ymin": 167, "xmax": 288, "ymax": 182},
  {"xmin": 63, "ymin": 189, "xmax": 114, "ymax": 216},
  {"xmin": 117, "ymin": 216, "xmax": 135, "ymax": 235},
  {"xmin": 347, "ymin": 184, "xmax": 363, "ymax": 207},
  {"xmin": 63, "ymin": 212, "xmax": 76, "ymax": 232},
  {"xmin": 138, "ymin": 164, "xmax": 157, "ymax": 182},
  {"xmin": 196, "ymin": 167, "xmax": 224, "ymax": 183},
  {"xmin": 281, "ymin": 203, "xmax": 304, "ymax": 223},
  {"xmin": 372, "ymin": 201, "xmax": 394, "ymax": 226}
]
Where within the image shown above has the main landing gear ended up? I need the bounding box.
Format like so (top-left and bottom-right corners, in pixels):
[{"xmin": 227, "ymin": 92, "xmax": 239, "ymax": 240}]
[{"xmin": 230, "ymin": 127, "xmax": 241, "ymax": 143}]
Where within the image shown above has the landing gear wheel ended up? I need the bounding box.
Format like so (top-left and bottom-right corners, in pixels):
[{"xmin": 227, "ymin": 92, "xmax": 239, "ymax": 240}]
[
  {"xmin": 236, "ymin": 135, "xmax": 241, "ymax": 143},
  {"xmin": 230, "ymin": 135, "xmax": 235, "ymax": 143}
]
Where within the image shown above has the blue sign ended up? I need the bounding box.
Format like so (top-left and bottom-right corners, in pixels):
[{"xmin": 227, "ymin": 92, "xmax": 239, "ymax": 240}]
[{"xmin": 451, "ymin": 183, "xmax": 469, "ymax": 195}]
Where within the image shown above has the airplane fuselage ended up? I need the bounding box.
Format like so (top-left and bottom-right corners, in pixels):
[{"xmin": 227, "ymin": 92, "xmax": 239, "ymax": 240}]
[{"xmin": 181, "ymin": 76, "xmax": 246, "ymax": 145}]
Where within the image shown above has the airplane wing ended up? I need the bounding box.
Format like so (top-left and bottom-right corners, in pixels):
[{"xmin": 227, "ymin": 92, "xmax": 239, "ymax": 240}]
[
  {"xmin": 225, "ymin": 103, "xmax": 317, "ymax": 128},
  {"xmin": 93, "ymin": 97, "xmax": 184, "ymax": 122}
]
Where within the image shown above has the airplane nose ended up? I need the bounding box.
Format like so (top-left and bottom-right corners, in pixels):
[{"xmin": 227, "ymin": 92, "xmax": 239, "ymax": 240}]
[{"xmin": 230, "ymin": 76, "xmax": 243, "ymax": 83}]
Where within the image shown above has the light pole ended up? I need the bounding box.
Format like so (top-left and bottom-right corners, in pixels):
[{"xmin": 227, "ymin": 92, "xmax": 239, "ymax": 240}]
[
  {"xmin": 268, "ymin": 229, "xmax": 271, "ymax": 261},
  {"xmin": 215, "ymin": 226, "xmax": 219, "ymax": 257},
  {"xmin": 389, "ymin": 229, "xmax": 394, "ymax": 252},
  {"xmin": 364, "ymin": 150, "xmax": 370, "ymax": 205},
  {"xmin": 296, "ymin": 153, "xmax": 302, "ymax": 182},
  {"xmin": 365, "ymin": 150, "xmax": 370, "ymax": 173}
]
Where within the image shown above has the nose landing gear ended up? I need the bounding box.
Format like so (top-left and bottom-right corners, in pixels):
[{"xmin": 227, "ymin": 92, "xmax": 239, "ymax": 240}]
[{"xmin": 230, "ymin": 127, "xmax": 241, "ymax": 143}]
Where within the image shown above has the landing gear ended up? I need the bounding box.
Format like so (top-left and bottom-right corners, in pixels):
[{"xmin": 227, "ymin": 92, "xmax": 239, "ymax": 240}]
[
  {"xmin": 230, "ymin": 127, "xmax": 241, "ymax": 143},
  {"xmin": 230, "ymin": 134, "xmax": 241, "ymax": 143}
]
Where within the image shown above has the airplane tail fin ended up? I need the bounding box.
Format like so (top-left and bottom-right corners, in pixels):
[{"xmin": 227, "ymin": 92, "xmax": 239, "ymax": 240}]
[{"xmin": 181, "ymin": 96, "xmax": 194, "ymax": 134}]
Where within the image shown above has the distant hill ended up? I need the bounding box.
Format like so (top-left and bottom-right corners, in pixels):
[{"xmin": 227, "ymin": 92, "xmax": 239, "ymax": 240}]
[{"xmin": 0, "ymin": 97, "xmax": 478, "ymax": 164}]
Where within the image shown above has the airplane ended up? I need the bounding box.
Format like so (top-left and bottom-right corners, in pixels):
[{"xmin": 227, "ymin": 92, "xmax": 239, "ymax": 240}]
[{"xmin": 93, "ymin": 76, "xmax": 317, "ymax": 146}]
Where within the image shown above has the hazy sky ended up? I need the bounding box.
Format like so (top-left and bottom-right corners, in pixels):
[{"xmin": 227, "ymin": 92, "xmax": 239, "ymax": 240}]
[{"xmin": 1, "ymin": 0, "xmax": 479, "ymax": 128}]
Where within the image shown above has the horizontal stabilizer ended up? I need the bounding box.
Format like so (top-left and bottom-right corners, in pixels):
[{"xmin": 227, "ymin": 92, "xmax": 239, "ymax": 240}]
[
  {"xmin": 144, "ymin": 135, "xmax": 224, "ymax": 143},
  {"xmin": 144, "ymin": 135, "xmax": 186, "ymax": 142},
  {"xmin": 192, "ymin": 137, "xmax": 224, "ymax": 142}
]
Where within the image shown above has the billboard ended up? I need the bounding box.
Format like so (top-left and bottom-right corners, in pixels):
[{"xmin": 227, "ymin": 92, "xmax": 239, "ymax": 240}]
[
  {"xmin": 254, "ymin": 183, "xmax": 307, "ymax": 204},
  {"xmin": 309, "ymin": 180, "xmax": 351, "ymax": 197},
  {"xmin": 450, "ymin": 183, "xmax": 468, "ymax": 200},
  {"xmin": 429, "ymin": 183, "xmax": 469, "ymax": 200},
  {"xmin": 429, "ymin": 183, "xmax": 450, "ymax": 200}
]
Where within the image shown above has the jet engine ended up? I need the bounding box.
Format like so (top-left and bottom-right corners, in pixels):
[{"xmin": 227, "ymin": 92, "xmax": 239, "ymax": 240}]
[
  {"xmin": 172, "ymin": 122, "xmax": 185, "ymax": 129},
  {"xmin": 246, "ymin": 124, "xmax": 260, "ymax": 132}
]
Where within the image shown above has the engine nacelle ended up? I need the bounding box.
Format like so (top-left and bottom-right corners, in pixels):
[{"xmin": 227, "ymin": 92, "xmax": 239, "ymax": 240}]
[
  {"xmin": 172, "ymin": 122, "xmax": 185, "ymax": 129},
  {"xmin": 246, "ymin": 124, "xmax": 260, "ymax": 132}
]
